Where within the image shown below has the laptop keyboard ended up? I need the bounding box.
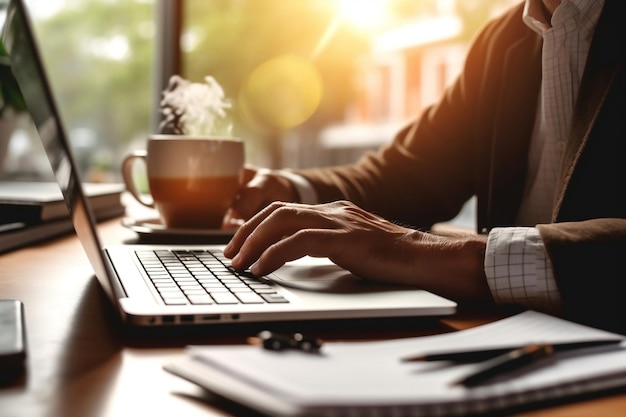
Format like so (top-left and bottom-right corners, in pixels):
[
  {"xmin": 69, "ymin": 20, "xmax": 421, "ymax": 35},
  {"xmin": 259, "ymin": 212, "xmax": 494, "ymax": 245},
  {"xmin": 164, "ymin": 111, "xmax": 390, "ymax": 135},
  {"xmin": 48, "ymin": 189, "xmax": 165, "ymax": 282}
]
[{"xmin": 135, "ymin": 249, "xmax": 289, "ymax": 306}]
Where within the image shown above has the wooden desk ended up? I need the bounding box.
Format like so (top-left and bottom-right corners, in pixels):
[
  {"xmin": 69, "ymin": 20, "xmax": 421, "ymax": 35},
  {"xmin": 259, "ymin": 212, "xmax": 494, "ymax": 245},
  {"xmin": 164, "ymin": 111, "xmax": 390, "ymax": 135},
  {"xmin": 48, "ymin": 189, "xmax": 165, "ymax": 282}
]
[{"xmin": 1, "ymin": 217, "xmax": 625, "ymax": 417}]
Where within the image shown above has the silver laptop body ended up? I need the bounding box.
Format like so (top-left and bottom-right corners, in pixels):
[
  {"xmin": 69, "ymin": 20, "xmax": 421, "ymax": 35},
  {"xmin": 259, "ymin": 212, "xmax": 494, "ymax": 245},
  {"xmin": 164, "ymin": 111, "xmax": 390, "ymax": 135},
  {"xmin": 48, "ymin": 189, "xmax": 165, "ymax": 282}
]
[{"xmin": 1, "ymin": 0, "xmax": 456, "ymax": 327}]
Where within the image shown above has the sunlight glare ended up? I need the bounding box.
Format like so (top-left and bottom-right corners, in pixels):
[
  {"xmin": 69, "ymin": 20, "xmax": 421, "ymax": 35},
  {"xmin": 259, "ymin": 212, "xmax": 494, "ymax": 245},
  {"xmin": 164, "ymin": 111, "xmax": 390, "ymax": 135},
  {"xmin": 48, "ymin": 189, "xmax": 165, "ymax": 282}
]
[{"xmin": 337, "ymin": 0, "xmax": 387, "ymax": 29}]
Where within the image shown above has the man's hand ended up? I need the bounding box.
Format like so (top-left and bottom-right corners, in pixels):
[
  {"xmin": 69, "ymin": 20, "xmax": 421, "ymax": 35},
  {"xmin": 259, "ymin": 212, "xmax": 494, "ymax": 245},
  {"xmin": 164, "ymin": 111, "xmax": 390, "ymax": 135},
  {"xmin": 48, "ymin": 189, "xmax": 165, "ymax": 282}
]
[
  {"xmin": 224, "ymin": 165, "xmax": 300, "ymax": 227},
  {"xmin": 224, "ymin": 200, "xmax": 492, "ymax": 301}
]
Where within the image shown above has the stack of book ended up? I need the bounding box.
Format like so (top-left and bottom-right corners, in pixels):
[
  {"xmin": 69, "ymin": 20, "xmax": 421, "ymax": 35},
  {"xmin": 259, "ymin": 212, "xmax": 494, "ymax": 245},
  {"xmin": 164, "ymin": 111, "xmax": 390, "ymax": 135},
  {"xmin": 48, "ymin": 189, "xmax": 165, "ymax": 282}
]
[{"xmin": 0, "ymin": 181, "xmax": 125, "ymax": 254}]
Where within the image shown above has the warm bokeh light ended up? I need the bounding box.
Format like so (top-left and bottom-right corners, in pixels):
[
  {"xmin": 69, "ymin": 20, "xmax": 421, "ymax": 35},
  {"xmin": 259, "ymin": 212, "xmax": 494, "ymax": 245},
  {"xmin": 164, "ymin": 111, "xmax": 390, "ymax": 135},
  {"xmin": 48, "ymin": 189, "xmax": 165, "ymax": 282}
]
[
  {"xmin": 239, "ymin": 54, "xmax": 323, "ymax": 132},
  {"xmin": 337, "ymin": 0, "xmax": 387, "ymax": 29}
]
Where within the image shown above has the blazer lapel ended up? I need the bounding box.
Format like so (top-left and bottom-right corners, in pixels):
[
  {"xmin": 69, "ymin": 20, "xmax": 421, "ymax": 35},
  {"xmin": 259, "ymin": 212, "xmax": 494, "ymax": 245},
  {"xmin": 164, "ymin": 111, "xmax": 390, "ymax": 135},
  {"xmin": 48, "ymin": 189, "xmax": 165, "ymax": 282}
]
[
  {"xmin": 554, "ymin": 0, "xmax": 626, "ymax": 218},
  {"xmin": 486, "ymin": 33, "xmax": 542, "ymax": 228}
]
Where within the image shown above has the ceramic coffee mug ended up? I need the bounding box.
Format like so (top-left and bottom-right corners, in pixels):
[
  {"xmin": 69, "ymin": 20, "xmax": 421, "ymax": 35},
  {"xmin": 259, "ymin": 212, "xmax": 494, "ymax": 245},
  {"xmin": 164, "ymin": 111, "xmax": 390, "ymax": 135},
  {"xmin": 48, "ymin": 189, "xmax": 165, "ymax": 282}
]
[{"xmin": 122, "ymin": 135, "xmax": 244, "ymax": 229}]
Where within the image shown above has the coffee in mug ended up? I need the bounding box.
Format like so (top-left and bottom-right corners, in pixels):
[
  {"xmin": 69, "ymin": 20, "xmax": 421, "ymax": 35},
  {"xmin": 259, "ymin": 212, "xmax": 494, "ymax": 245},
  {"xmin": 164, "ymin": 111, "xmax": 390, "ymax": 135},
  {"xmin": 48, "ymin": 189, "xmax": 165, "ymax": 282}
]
[{"xmin": 122, "ymin": 135, "xmax": 244, "ymax": 229}]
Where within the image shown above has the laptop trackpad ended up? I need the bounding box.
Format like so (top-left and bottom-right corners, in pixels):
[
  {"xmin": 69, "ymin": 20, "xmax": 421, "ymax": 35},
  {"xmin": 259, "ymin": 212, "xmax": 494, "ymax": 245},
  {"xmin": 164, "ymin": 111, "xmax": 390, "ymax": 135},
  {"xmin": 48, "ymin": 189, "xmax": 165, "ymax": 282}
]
[{"xmin": 268, "ymin": 256, "xmax": 406, "ymax": 294}]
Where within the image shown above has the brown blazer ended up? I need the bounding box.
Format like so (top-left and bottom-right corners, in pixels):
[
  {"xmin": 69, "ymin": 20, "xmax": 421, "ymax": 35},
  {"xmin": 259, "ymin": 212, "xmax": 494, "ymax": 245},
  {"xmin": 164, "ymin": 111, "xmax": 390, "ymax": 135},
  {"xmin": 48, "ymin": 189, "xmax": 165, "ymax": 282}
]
[{"xmin": 296, "ymin": 1, "xmax": 626, "ymax": 333}]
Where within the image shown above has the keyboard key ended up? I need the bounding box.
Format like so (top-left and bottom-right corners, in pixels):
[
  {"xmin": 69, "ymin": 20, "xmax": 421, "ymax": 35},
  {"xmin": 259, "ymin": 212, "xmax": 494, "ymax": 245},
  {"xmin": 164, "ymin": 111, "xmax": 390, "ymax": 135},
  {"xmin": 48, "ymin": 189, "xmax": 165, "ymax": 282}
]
[
  {"xmin": 188, "ymin": 295, "xmax": 213, "ymax": 305},
  {"xmin": 261, "ymin": 294, "xmax": 289, "ymax": 303},
  {"xmin": 162, "ymin": 297, "xmax": 188, "ymax": 305},
  {"xmin": 236, "ymin": 293, "xmax": 264, "ymax": 304},
  {"xmin": 182, "ymin": 289, "xmax": 207, "ymax": 296},
  {"xmin": 252, "ymin": 285, "xmax": 275, "ymax": 291},
  {"xmin": 210, "ymin": 293, "xmax": 239, "ymax": 304},
  {"xmin": 153, "ymin": 283, "xmax": 178, "ymax": 290}
]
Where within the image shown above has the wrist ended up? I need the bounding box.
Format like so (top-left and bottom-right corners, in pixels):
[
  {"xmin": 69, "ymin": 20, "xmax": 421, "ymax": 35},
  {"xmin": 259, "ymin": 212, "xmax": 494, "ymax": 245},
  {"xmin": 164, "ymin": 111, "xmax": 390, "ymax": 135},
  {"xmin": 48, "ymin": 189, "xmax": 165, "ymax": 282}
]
[
  {"xmin": 419, "ymin": 232, "xmax": 490, "ymax": 301},
  {"xmin": 274, "ymin": 170, "xmax": 318, "ymax": 204},
  {"xmin": 272, "ymin": 172, "xmax": 301, "ymax": 203}
]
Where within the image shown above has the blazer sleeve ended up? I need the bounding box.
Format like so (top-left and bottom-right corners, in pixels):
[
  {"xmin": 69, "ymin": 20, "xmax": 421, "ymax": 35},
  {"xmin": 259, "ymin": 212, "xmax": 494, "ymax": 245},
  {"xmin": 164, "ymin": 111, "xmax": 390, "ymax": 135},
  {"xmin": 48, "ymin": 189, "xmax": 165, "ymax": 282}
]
[{"xmin": 538, "ymin": 220, "xmax": 626, "ymax": 334}]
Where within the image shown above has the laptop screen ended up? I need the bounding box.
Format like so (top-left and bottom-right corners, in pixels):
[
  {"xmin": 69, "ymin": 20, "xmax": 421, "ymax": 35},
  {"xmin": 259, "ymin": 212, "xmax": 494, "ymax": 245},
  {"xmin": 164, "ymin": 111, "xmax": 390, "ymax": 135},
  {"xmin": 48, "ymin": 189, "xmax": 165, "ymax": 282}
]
[{"xmin": 1, "ymin": 0, "xmax": 115, "ymax": 298}]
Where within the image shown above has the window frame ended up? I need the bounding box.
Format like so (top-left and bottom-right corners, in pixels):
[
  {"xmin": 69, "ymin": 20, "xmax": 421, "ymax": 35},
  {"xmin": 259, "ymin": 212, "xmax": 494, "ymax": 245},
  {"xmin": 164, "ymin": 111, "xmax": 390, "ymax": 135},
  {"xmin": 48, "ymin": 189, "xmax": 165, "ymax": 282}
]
[{"xmin": 153, "ymin": 0, "xmax": 183, "ymax": 133}]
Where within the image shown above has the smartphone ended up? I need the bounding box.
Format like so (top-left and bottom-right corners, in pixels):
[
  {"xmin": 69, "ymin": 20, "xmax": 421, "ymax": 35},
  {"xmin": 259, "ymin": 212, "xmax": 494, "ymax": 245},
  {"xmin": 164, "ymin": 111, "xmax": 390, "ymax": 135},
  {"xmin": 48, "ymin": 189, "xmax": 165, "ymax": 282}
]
[{"xmin": 0, "ymin": 299, "xmax": 26, "ymax": 383}]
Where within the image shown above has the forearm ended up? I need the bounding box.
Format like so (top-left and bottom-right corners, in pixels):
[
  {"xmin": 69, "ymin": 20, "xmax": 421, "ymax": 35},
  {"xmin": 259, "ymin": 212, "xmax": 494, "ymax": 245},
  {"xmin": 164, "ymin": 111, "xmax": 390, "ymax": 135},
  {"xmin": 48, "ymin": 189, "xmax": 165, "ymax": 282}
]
[{"xmin": 417, "ymin": 230, "xmax": 491, "ymax": 302}]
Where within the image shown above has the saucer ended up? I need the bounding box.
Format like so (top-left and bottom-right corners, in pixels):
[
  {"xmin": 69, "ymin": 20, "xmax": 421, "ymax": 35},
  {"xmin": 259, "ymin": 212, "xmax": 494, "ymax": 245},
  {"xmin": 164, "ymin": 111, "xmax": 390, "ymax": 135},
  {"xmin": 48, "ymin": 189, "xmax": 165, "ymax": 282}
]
[{"xmin": 122, "ymin": 217, "xmax": 237, "ymax": 243}]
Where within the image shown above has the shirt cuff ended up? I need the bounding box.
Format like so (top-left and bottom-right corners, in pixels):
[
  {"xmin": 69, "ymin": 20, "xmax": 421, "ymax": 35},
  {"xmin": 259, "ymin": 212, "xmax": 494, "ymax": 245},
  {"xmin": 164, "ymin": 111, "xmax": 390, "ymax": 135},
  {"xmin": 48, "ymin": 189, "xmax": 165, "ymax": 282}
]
[
  {"xmin": 484, "ymin": 227, "xmax": 563, "ymax": 314},
  {"xmin": 275, "ymin": 170, "xmax": 319, "ymax": 205}
]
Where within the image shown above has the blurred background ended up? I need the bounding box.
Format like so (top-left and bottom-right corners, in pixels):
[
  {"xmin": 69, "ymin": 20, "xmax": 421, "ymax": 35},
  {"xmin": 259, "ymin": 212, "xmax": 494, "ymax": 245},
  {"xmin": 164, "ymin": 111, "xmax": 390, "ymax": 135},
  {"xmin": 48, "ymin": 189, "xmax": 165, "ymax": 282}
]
[{"xmin": 0, "ymin": 0, "xmax": 518, "ymax": 226}]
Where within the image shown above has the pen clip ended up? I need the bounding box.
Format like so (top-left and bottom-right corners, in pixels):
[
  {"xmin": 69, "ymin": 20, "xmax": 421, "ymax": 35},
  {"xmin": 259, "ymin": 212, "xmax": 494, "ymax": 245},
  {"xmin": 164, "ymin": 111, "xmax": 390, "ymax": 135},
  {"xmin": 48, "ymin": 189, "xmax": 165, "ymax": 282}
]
[{"xmin": 251, "ymin": 330, "xmax": 323, "ymax": 353}]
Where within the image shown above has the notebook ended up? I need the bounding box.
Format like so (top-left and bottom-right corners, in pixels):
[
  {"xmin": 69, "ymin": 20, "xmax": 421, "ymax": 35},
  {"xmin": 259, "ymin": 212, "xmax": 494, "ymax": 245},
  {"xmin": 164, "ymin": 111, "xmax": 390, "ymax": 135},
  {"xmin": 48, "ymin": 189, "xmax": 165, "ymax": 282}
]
[
  {"xmin": 0, "ymin": 0, "xmax": 456, "ymax": 327},
  {"xmin": 165, "ymin": 311, "xmax": 626, "ymax": 416}
]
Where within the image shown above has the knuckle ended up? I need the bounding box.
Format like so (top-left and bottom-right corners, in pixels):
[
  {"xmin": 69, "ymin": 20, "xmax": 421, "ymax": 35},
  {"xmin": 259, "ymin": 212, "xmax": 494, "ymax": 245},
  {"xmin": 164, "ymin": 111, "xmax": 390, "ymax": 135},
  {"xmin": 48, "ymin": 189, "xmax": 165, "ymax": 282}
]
[{"xmin": 267, "ymin": 201, "xmax": 287, "ymax": 210}]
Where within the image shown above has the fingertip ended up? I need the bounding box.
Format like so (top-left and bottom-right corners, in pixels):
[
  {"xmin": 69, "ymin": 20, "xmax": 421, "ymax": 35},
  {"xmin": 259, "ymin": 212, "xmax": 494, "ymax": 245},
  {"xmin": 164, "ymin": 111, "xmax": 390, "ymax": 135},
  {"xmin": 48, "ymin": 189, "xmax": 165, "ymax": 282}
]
[
  {"xmin": 250, "ymin": 259, "xmax": 270, "ymax": 277},
  {"xmin": 222, "ymin": 244, "xmax": 234, "ymax": 258},
  {"xmin": 223, "ymin": 232, "xmax": 244, "ymax": 259},
  {"xmin": 229, "ymin": 254, "xmax": 250, "ymax": 272},
  {"xmin": 249, "ymin": 263, "xmax": 261, "ymax": 276},
  {"xmin": 228, "ymin": 253, "xmax": 239, "ymax": 267},
  {"xmin": 224, "ymin": 228, "xmax": 244, "ymax": 258}
]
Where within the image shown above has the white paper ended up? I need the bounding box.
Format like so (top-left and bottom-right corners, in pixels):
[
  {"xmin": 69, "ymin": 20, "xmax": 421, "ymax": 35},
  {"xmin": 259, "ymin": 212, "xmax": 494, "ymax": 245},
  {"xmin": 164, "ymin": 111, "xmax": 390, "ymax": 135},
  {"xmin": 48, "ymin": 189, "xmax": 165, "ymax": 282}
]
[{"xmin": 179, "ymin": 311, "xmax": 626, "ymax": 412}]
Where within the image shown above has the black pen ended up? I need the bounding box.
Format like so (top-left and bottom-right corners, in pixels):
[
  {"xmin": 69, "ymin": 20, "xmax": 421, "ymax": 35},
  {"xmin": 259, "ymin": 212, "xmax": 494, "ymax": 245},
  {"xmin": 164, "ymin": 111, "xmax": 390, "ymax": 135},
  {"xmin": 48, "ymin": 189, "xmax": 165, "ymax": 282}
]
[
  {"xmin": 401, "ymin": 339, "xmax": 623, "ymax": 363},
  {"xmin": 451, "ymin": 343, "xmax": 553, "ymax": 387}
]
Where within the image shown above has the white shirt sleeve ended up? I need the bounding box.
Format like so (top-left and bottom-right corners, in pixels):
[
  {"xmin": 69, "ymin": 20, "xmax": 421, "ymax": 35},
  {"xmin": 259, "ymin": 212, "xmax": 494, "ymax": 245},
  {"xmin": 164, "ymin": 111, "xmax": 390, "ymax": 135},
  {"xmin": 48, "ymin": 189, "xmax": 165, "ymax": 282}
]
[
  {"xmin": 275, "ymin": 170, "xmax": 319, "ymax": 205},
  {"xmin": 485, "ymin": 227, "xmax": 563, "ymax": 314}
]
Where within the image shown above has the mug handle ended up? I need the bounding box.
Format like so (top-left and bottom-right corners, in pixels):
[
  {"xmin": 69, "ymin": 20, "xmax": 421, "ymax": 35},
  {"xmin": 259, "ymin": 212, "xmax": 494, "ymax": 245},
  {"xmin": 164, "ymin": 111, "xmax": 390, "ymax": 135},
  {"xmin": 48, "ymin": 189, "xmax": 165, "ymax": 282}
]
[{"xmin": 121, "ymin": 150, "xmax": 155, "ymax": 208}]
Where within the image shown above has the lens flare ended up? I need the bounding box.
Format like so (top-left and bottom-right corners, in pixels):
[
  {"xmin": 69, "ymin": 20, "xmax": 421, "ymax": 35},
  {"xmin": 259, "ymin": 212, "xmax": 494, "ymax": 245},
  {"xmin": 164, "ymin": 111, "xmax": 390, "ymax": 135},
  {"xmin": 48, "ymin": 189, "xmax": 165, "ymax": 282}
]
[{"xmin": 239, "ymin": 54, "xmax": 323, "ymax": 132}]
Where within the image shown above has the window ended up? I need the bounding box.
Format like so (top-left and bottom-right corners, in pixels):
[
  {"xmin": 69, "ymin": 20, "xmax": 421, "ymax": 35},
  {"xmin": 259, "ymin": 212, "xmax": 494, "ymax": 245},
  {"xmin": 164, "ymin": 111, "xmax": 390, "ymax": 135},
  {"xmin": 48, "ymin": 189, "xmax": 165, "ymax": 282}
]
[
  {"xmin": 181, "ymin": 0, "xmax": 517, "ymax": 170},
  {"xmin": 0, "ymin": 0, "xmax": 517, "ymax": 205},
  {"xmin": 0, "ymin": 0, "xmax": 156, "ymax": 182}
]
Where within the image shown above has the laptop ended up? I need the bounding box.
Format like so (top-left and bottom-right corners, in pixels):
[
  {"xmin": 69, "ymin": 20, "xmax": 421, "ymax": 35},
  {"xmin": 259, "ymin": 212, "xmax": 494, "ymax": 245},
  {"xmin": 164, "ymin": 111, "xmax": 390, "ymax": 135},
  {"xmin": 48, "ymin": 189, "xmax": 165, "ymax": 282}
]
[{"xmin": 0, "ymin": 0, "xmax": 456, "ymax": 327}]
